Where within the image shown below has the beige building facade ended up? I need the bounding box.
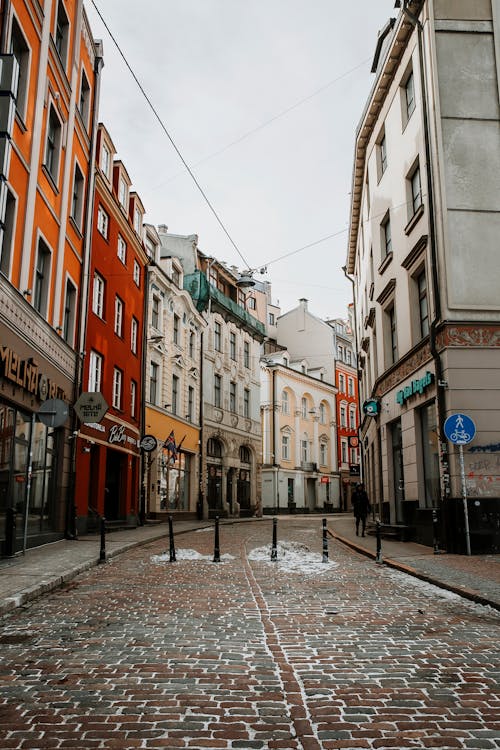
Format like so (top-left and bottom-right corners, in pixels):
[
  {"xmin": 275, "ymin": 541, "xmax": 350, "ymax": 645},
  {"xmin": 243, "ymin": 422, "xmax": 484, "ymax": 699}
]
[{"xmin": 347, "ymin": 0, "xmax": 500, "ymax": 551}]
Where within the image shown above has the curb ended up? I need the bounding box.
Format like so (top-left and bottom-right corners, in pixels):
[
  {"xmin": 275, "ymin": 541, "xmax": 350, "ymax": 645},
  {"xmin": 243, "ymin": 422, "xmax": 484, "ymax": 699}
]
[{"xmin": 328, "ymin": 529, "xmax": 500, "ymax": 613}]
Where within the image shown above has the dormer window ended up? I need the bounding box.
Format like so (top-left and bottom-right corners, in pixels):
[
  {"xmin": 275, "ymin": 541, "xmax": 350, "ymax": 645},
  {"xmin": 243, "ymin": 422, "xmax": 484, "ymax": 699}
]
[
  {"xmin": 134, "ymin": 206, "xmax": 142, "ymax": 235},
  {"xmin": 101, "ymin": 143, "xmax": 110, "ymax": 179},
  {"xmin": 119, "ymin": 177, "xmax": 128, "ymax": 210}
]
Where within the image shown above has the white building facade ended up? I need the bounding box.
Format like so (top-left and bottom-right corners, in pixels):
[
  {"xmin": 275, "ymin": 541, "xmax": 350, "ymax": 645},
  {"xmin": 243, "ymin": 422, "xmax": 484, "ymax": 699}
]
[{"xmin": 347, "ymin": 0, "xmax": 500, "ymax": 551}]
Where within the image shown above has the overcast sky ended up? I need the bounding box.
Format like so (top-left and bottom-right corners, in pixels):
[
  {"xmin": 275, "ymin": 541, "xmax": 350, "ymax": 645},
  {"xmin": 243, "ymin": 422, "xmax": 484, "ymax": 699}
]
[{"xmin": 85, "ymin": 1, "xmax": 393, "ymax": 321}]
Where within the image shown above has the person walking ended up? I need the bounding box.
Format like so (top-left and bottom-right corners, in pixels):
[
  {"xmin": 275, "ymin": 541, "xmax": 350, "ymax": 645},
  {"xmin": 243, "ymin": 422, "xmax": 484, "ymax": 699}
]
[{"xmin": 352, "ymin": 483, "xmax": 370, "ymax": 537}]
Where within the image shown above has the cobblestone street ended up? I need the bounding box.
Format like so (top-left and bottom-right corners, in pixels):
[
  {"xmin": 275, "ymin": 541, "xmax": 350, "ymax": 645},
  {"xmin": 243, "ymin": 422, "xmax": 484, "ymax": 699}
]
[{"xmin": 1, "ymin": 518, "xmax": 499, "ymax": 749}]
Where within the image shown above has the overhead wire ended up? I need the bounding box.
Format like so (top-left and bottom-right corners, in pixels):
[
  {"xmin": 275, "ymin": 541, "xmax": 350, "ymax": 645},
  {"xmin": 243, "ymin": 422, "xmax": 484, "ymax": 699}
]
[{"xmin": 90, "ymin": 0, "xmax": 252, "ymax": 270}]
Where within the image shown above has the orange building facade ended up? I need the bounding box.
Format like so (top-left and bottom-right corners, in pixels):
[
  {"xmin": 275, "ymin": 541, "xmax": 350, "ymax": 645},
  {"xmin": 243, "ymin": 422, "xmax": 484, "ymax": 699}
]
[
  {"xmin": 73, "ymin": 124, "xmax": 148, "ymax": 531},
  {"xmin": 0, "ymin": 1, "xmax": 102, "ymax": 554}
]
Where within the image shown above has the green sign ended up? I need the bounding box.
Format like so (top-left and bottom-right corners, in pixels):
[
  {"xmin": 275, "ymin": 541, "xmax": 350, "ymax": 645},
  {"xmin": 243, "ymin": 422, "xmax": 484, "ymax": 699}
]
[
  {"xmin": 363, "ymin": 399, "xmax": 380, "ymax": 416},
  {"xmin": 396, "ymin": 371, "xmax": 434, "ymax": 405}
]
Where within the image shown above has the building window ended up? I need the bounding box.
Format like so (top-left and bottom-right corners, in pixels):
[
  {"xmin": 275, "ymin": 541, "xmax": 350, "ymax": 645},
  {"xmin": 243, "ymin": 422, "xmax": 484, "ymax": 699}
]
[
  {"xmin": 247, "ymin": 296, "xmax": 256, "ymax": 310},
  {"xmin": 282, "ymin": 434, "xmax": 290, "ymax": 461},
  {"xmin": 209, "ymin": 266, "xmax": 217, "ymax": 287},
  {"xmin": 282, "ymin": 391, "xmax": 289, "ymax": 415},
  {"xmin": 214, "ymin": 374, "xmax": 221, "ymax": 408},
  {"xmin": 189, "ymin": 331, "xmax": 195, "ymax": 358},
  {"xmin": 79, "ymin": 69, "xmax": 90, "ymax": 128},
  {"xmin": 112, "ymin": 368, "xmax": 122, "ymax": 409},
  {"xmin": 349, "ymin": 406, "xmax": 356, "ymax": 429},
  {"xmin": 130, "ymin": 380, "xmax": 137, "ymax": 418},
  {"xmin": 71, "ymin": 164, "xmax": 84, "ymax": 229},
  {"xmin": 214, "ymin": 322, "xmax": 222, "ymax": 352},
  {"xmin": 89, "ymin": 351, "xmax": 102, "ymax": 392},
  {"xmin": 348, "ymin": 377, "xmax": 354, "ymax": 397},
  {"xmin": 134, "ymin": 207, "xmax": 142, "ymax": 235},
  {"xmin": 240, "ymin": 446, "xmax": 251, "ymax": 463},
  {"xmin": 346, "ymin": 349, "xmax": 352, "ymax": 366},
  {"xmin": 405, "ymin": 70, "xmax": 415, "ymax": 121},
  {"xmin": 341, "ymin": 439, "xmax": 348, "ymax": 464},
  {"xmin": 301, "ymin": 397, "xmax": 307, "ymax": 419},
  {"xmin": 171, "ymin": 266, "xmax": 180, "ymax": 287},
  {"xmin": 0, "ymin": 188, "xmax": 16, "ymax": 278},
  {"xmin": 117, "ymin": 235, "xmax": 127, "ymax": 264},
  {"xmin": 410, "ymin": 165, "xmax": 422, "ymax": 215},
  {"xmin": 319, "ymin": 403, "xmax": 326, "ymax": 424},
  {"xmin": 97, "ymin": 205, "xmax": 109, "ymax": 239},
  {"xmin": 131, "ymin": 316, "xmax": 138, "ymax": 354},
  {"xmin": 149, "ymin": 362, "xmax": 158, "ymax": 404},
  {"xmin": 33, "ymin": 239, "xmax": 51, "ymax": 317},
  {"xmin": 207, "ymin": 438, "xmax": 222, "ymax": 458},
  {"xmin": 387, "ymin": 304, "xmax": 398, "ymax": 364},
  {"xmin": 187, "ymin": 386, "xmax": 194, "ymax": 421},
  {"xmin": 151, "ymin": 296, "xmax": 160, "ymax": 329},
  {"xmin": 340, "ymin": 405, "xmax": 347, "ymax": 428},
  {"xmin": 101, "ymin": 142, "xmax": 110, "ymax": 179},
  {"xmin": 62, "ymin": 279, "xmax": 76, "ymax": 345},
  {"xmin": 54, "ymin": 0, "xmax": 69, "ymax": 67},
  {"xmin": 379, "ymin": 132, "xmax": 387, "ymax": 176},
  {"xmin": 301, "ymin": 439, "xmax": 308, "ymax": 463},
  {"xmin": 92, "ymin": 272, "xmax": 105, "ymax": 318},
  {"xmin": 338, "ymin": 373, "xmax": 345, "ymax": 393},
  {"xmin": 320, "ymin": 442, "xmax": 327, "ymax": 466},
  {"xmin": 238, "ymin": 289, "xmax": 245, "ymax": 308},
  {"xmin": 45, "ymin": 106, "xmax": 61, "ymax": 184},
  {"xmin": 10, "ymin": 17, "xmax": 30, "ymax": 121},
  {"xmin": 173, "ymin": 314, "xmax": 180, "ymax": 345},
  {"xmin": 338, "ymin": 345, "xmax": 344, "ymax": 362},
  {"xmin": 419, "ymin": 402, "xmax": 440, "ymax": 508},
  {"xmin": 133, "ymin": 260, "xmax": 140, "ymax": 287},
  {"xmin": 118, "ymin": 178, "xmax": 128, "ymax": 210},
  {"xmin": 381, "ymin": 212, "xmax": 392, "ymax": 259},
  {"xmin": 244, "ymin": 341, "xmax": 250, "ymax": 368},
  {"xmin": 268, "ymin": 312, "xmax": 275, "ymax": 325},
  {"xmin": 172, "ymin": 374, "xmax": 179, "ymax": 414},
  {"xmin": 230, "ymin": 381, "xmax": 236, "ymax": 412},
  {"xmin": 114, "ymin": 296, "xmax": 123, "ymax": 337},
  {"xmin": 417, "ymin": 270, "xmax": 429, "ymax": 338},
  {"xmin": 230, "ymin": 332, "xmax": 236, "ymax": 360},
  {"xmin": 243, "ymin": 388, "xmax": 250, "ymax": 418}
]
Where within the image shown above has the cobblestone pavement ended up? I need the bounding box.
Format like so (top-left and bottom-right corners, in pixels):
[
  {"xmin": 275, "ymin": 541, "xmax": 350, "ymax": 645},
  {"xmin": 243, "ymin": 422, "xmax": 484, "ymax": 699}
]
[{"xmin": 1, "ymin": 518, "xmax": 499, "ymax": 750}]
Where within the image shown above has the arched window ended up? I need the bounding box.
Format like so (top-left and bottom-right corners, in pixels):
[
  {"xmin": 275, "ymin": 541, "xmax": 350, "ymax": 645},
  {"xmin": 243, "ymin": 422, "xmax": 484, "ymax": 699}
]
[
  {"xmin": 301, "ymin": 397, "xmax": 307, "ymax": 419},
  {"xmin": 319, "ymin": 402, "xmax": 326, "ymax": 424},
  {"xmin": 239, "ymin": 446, "xmax": 251, "ymax": 463},
  {"xmin": 207, "ymin": 438, "xmax": 222, "ymax": 457}
]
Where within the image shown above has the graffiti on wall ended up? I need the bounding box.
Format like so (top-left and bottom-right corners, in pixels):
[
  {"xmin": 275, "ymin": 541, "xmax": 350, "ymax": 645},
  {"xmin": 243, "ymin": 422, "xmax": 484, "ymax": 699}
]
[{"xmin": 465, "ymin": 450, "xmax": 500, "ymax": 497}]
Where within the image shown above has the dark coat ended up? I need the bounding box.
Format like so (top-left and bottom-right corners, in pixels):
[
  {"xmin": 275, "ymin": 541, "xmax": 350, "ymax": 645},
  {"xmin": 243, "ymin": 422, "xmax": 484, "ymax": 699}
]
[{"xmin": 352, "ymin": 488, "xmax": 370, "ymax": 518}]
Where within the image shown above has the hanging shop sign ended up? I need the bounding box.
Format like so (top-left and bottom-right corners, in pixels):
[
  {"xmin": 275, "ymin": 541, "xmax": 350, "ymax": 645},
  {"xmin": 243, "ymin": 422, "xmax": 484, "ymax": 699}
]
[
  {"xmin": 320, "ymin": 476, "xmax": 330, "ymax": 484},
  {"xmin": 396, "ymin": 371, "xmax": 434, "ymax": 405},
  {"xmin": 363, "ymin": 399, "xmax": 380, "ymax": 416}
]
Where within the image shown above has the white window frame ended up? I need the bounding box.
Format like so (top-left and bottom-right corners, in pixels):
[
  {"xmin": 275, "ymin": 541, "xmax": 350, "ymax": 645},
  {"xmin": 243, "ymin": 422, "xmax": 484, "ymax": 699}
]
[
  {"xmin": 130, "ymin": 380, "xmax": 137, "ymax": 418},
  {"xmin": 320, "ymin": 442, "xmax": 328, "ymax": 466},
  {"xmin": 281, "ymin": 434, "xmax": 290, "ymax": 461},
  {"xmin": 71, "ymin": 162, "xmax": 85, "ymax": 229},
  {"xmin": 131, "ymin": 316, "xmax": 138, "ymax": 354},
  {"xmin": 89, "ymin": 350, "xmax": 102, "ymax": 392},
  {"xmin": 282, "ymin": 391, "xmax": 289, "ymax": 415},
  {"xmin": 301, "ymin": 397, "xmax": 307, "ymax": 419},
  {"xmin": 114, "ymin": 296, "xmax": 123, "ymax": 337},
  {"xmin": 134, "ymin": 207, "xmax": 142, "ymax": 235},
  {"xmin": 101, "ymin": 142, "xmax": 111, "ymax": 179},
  {"xmin": 118, "ymin": 177, "xmax": 128, "ymax": 210},
  {"xmin": 112, "ymin": 367, "xmax": 122, "ymax": 409},
  {"xmin": 97, "ymin": 205, "xmax": 109, "ymax": 239},
  {"xmin": 117, "ymin": 235, "xmax": 127, "ymax": 264},
  {"xmin": 133, "ymin": 260, "xmax": 140, "ymax": 286},
  {"xmin": 92, "ymin": 272, "xmax": 105, "ymax": 318}
]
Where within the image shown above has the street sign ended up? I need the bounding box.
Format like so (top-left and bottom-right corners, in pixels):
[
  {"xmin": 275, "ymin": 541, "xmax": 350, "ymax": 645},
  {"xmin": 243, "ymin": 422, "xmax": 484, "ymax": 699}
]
[
  {"xmin": 140, "ymin": 434, "xmax": 157, "ymax": 452},
  {"xmin": 444, "ymin": 413, "xmax": 476, "ymax": 445},
  {"xmin": 74, "ymin": 392, "xmax": 108, "ymax": 424},
  {"xmin": 363, "ymin": 399, "xmax": 380, "ymax": 416},
  {"xmin": 38, "ymin": 398, "xmax": 69, "ymax": 428}
]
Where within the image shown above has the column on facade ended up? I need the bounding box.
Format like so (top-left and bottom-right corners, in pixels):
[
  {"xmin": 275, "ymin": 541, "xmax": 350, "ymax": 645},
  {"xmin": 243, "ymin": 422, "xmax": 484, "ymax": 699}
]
[
  {"xmin": 312, "ymin": 416, "xmax": 319, "ymax": 465},
  {"xmin": 294, "ymin": 410, "xmax": 301, "ymax": 467},
  {"xmin": 263, "ymin": 405, "xmax": 272, "ymax": 464},
  {"xmin": 330, "ymin": 419, "xmax": 338, "ymax": 473}
]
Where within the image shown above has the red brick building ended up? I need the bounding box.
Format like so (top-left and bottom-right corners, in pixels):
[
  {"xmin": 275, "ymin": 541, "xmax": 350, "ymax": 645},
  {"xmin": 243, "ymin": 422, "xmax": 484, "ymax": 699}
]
[{"xmin": 74, "ymin": 124, "xmax": 148, "ymax": 530}]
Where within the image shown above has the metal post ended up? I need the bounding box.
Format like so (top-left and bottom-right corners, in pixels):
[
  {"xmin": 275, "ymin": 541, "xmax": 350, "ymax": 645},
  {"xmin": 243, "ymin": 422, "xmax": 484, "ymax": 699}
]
[
  {"xmin": 213, "ymin": 515, "xmax": 220, "ymax": 562},
  {"xmin": 99, "ymin": 516, "xmax": 106, "ymax": 563},
  {"xmin": 459, "ymin": 445, "xmax": 471, "ymax": 556},
  {"xmin": 432, "ymin": 508, "xmax": 440, "ymax": 554},
  {"xmin": 322, "ymin": 518, "xmax": 328, "ymax": 562},
  {"xmin": 375, "ymin": 518, "xmax": 382, "ymax": 564},
  {"xmin": 271, "ymin": 517, "xmax": 278, "ymax": 561},
  {"xmin": 168, "ymin": 515, "xmax": 176, "ymax": 562}
]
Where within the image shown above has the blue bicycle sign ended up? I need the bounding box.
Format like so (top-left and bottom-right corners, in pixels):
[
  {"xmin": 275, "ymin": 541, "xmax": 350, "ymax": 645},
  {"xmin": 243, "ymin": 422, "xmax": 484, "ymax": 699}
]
[{"xmin": 444, "ymin": 413, "xmax": 476, "ymax": 445}]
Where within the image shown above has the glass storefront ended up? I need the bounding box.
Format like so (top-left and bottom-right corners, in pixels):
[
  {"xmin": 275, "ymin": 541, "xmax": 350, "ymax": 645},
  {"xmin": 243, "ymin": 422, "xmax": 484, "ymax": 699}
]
[
  {"xmin": 419, "ymin": 401, "xmax": 440, "ymax": 507},
  {"xmin": 160, "ymin": 451, "xmax": 191, "ymax": 511}
]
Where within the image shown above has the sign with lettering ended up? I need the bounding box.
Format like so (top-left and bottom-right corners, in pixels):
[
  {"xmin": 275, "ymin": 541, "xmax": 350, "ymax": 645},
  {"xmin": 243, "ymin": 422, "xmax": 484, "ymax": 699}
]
[
  {"xmin": 0, "ymin": 345, "xmax": 67, "ymax": 401},
  {"xmin": 396, "ymin": 371, "xmax": 434, "ymax": 406},
  {"xmin": 74, "ymin": 392, "xmax": 108, "ymax": 424}
]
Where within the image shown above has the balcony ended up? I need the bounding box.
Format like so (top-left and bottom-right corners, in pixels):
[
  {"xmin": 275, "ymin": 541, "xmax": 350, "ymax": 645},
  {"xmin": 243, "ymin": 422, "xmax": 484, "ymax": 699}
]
[
  {"xmin": 184, "ymin": 271, "xmax": 265, "ymax": 340},
  {"xmin": 301, "ymin": 462, "xmax": 318, "ymax": 472}
]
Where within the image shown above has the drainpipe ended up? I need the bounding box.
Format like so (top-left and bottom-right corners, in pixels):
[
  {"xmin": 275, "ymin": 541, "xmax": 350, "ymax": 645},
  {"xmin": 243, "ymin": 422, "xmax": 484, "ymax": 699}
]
[{"xmin": 66, "ymin": 41, "xmax": 104, "ymax": 539}]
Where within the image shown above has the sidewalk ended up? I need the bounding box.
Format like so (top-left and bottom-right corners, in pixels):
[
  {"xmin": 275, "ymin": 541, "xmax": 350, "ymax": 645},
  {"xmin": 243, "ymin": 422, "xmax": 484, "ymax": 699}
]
[{"xmin": 1, "ymin": 514, "xmax": 499, "ymax": 617}]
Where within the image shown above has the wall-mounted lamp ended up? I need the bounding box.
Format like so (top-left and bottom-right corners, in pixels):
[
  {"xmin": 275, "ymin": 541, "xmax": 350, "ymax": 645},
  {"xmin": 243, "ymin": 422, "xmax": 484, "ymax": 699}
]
[{"xmin": 164, "ymin": 403, "xmax": 171, "ymax": 409}]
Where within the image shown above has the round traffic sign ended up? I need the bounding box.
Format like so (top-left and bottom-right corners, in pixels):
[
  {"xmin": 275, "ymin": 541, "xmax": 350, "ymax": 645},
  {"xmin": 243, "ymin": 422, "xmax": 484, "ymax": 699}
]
[
  {"xmin": 444, "ymin": 413, "xmax": 476, "ymax": 445},
  {"xmin": 38, "ymin": 398, "xmax": 69, "ymax": 428},
  {"xmin": 140, "ymin": 434, "xmax": 158, "ymax": 452}
]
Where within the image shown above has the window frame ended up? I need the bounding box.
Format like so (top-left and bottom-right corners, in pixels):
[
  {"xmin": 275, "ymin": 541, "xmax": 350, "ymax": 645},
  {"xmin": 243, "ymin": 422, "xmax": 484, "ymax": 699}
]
[
  {"xmin": 92, "ymin": 272, "xmax": 105, "ymax": 318},
  {"xmin": 214, "ymin": 374, "xmax": 221, "ymax": 408},
  {"xmin": 114, "ymin": 295, "xmax": 123, "ymax": 338},
  {"xmin": 97, "ymin": 205, "xmax": 109, "ymax": 239},
  {"xmin": 89, "ymin": 350, "xmax": 103, "ymax": 392},
  {"xmin": 44, "ymin": 105, "xmax": 62, "ymax": 185},
  {"xmin": 117, "ymin": 234, "xmax": 127, "ymax": 264},
  {"xmin": 112, "ymin": 367, "xmax": 123, "ymax": 410},
  {"xmin": 33, "ymin": 238, "xmax": 51, "ymax": 317}
]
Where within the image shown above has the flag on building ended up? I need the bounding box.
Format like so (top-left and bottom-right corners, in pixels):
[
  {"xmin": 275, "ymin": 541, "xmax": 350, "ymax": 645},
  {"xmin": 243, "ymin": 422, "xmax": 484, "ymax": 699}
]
[{"xmin": 163, "ymin": 430, "xmax": 177, "ymax": 461}]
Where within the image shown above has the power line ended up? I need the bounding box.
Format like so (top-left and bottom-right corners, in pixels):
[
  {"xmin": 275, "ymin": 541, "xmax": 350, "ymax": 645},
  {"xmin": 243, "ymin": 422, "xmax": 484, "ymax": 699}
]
[{"xmin": 90, "ymin": 0, "xmax": 251, "ymax": 270}]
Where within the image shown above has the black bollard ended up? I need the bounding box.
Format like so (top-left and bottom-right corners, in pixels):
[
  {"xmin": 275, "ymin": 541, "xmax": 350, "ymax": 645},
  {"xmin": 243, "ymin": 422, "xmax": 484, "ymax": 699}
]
[
  {"xmin": 432, "ymin": 508, "xmax": 440, "ymax": 554},
  {"xmin": 271, "ymin": 517, "xmax": 278, "ymax": 561},
  {"xmin": 99, "ymin": 516, "xmax": 106, "ymax": 563},
  {"xmin": 375, "ymin": 518, "xmax": 382, "ymax": 564},
  {"xmin": 322, "ymin": 518, "xmax": 329, "ymax": 562},
  {"xmin": 213, "ymin": 516, "xmax": 221, "ymax": 562},
  {"xmin": 168, "ymin": 515, "xmax": 176, "ymax": 562}
]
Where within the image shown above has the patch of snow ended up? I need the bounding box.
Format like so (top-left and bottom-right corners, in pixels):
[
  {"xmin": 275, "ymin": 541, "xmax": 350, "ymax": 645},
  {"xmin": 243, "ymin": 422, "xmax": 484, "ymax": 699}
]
[
  {"xmin": 151, "ymin": 549, "xmax": 235, "ymax": 564},
  {"xmin": 248, "ymin": 541, "xmax": 338, "ymax": 575}
]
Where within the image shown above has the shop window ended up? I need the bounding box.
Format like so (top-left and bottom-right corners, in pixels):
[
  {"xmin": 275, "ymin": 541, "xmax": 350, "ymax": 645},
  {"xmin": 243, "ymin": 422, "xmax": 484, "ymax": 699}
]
[{"xmin": 419, "ymin": 402, "xmax": 440, "ymax": 508}]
